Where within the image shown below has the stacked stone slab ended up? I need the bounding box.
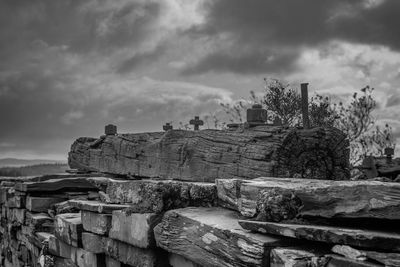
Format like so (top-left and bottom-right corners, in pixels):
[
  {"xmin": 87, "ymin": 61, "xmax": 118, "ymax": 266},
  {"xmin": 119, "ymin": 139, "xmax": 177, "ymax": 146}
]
[
  {"xmin": 2, "ymin": 174, "xmax": 400, "ymax": 266},
  {"xmin": 0, "ymin": 175, "xmax": 101, "ymax": 267}
]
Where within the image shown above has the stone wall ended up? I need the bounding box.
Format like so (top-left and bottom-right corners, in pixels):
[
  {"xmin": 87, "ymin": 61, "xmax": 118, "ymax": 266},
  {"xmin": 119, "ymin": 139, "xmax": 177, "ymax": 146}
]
[{"xmin": 1, "ymin": 173, "xmax": 399, "ymax": 267}]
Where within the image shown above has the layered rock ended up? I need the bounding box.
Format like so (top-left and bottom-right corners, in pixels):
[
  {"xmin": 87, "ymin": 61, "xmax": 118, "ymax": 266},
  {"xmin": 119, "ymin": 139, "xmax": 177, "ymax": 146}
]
[
  {"xmin": 69, "ymin": 126, "xmax": 349, "ymax": 182},
  {"xmin": 217, "ymin": 177, "xmax": 400, "ymax": 221}
]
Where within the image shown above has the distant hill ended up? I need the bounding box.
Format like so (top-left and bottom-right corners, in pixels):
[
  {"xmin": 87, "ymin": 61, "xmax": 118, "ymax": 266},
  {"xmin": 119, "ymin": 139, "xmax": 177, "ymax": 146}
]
[
  {"xmin": 0, "ymin": 163, "xmax": 69, "ymax": 177},
  {"xmin": 0, "ymin": 158, "xmax": 66, "ymax": 168}
]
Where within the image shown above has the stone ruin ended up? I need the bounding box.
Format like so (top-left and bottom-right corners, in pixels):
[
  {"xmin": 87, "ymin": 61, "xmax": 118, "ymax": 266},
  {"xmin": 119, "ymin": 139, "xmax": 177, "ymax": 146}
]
[{"xmin": 1, "ymin": 106, "xmax": 400, "ymax": 267}]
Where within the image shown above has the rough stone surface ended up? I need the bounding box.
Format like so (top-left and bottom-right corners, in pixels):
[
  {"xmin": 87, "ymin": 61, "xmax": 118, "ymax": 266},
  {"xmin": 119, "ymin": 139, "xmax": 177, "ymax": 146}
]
[
  {"xmin": 218, "ymin": 177, "xmax": 400, "ymax": 220},
  {"xmin": 82, "ymin": 232, "xmax": 104, "ymax": 254},
  {"xmin": 239, "ymin": 220, "xmax": 400, "ymax": 252},
  {"xmin": 109, "ymin": 210, "xmax": 161, "ymax": 248},
  {"xmin": 82, "ymin": 211, "xmax": 112, "ymax": 235},
  {"xmin": 270, "ymin": 247, "xmax": 329, "ymax": 267},
  {"xmin": 106, "ymin": 179, "xmax": 217, "ymax": 212},
  {"xmin": 154, "ymin": 207, "xmax": 291, "ymax": 267},
  {"xmin": 54, "ymin": 213, "xmax": 83, "ymax": 247},
  {"xmin": 69, "ymin": 127, "xmax": 349, "ymax": 182}
]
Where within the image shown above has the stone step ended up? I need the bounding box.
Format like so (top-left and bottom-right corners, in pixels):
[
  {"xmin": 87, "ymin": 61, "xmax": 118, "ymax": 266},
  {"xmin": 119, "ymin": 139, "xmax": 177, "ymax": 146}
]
[{"xmin": 154, "ymin": 207, "xmax": 292, "ymax": 267}]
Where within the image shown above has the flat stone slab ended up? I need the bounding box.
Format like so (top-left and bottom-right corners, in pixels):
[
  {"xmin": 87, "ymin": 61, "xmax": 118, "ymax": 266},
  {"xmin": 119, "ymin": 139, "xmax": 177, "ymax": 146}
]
[
  {"xmin": 26, "ymin": 196, "xmax": 67, "ymax": 212},
  {"xmin": 82, "ymin": 211, "xmax": 112, "ymax": 235},
  {"xmin": 68, "ymin": 200, "xmax": 130, "ymax": 214},
  {"xmin": 154, "ymin": 207, "xmax": 291, "ymax": 267},
  {"xmin": 239, "ymin": 220, "xmax": 400, "ymax": 252},
  {"xmin": 217, "ymin": 177, "xmax": 400, "ymax": 221},
  {"xmin": 15, "ymin": 178, "xmax": 98, "ymax": 192},
  {"xmin": 106, "ymin": 179, "xmax": 217, "ymax": 213},
  {"xmin": 109, "ymin": 210, "xmax": 162, "ymax": 248}
]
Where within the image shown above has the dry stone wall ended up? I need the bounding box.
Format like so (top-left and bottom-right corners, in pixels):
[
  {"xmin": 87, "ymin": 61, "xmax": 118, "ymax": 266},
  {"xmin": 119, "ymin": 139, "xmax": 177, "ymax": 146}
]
[{"xmin": 1, "ymin": 173, "xmax": 400, "ymax": 267}]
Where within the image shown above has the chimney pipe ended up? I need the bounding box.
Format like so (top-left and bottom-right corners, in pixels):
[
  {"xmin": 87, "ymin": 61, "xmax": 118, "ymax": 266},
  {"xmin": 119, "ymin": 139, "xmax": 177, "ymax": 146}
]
[{"xmin": 301, "ymin": 83, "xmax": 310, "ymax": 129}]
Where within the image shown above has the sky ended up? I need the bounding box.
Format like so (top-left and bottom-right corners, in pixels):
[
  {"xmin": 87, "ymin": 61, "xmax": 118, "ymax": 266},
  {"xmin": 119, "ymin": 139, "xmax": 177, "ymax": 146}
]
[{"xmin": 1, "ymin": 0, "xmax": 400, "ymax": 160}]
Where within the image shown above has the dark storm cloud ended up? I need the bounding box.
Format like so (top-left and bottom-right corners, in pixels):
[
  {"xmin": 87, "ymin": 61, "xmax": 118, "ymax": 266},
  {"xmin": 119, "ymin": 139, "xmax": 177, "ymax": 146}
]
[
  {"xmin": 0, "ymin": 0, "xmax": 167, "ymax": 157},
  {"xmin": 183, "ymin": 0, "xmax": 400, "ymax": 75},
  {"xmin": 0, "ymin": 0, "xmax": 162, "ymax": 56}
]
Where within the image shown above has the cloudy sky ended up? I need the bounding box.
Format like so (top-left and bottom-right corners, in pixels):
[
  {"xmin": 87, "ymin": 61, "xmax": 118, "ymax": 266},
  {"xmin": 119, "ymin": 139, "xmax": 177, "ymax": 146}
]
[{"xmin": 1, "ymin": 0, "xmax": 400, "ymax": 160}]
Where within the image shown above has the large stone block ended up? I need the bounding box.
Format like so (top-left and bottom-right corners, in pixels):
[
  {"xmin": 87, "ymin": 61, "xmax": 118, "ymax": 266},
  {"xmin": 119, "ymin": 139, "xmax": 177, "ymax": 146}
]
[
  {"xmin": 217, "ymin": 177, "xmax": 400, "ymax": 221},
  {"xmin": 54, "ymin": 213, "xmax": 83, "ymax": 247},
  {"xmin": 82, "ymin": 232, "xmax": 104, "ymax": 254},
  {"xmin": 109, "ymin": 210, "xmax": 161, "ymax": 248},
  {"xmin": 82, "ymin": 211, "xmax": 111, "ymax": 235},
  {"xmin": 69, "ymin": 127, "xmax": 350, "ymax": 182},
  {"xmin": 154, "ymin": 207, "xmax": 291, "ymax": 267},
  {"xmin": 106, "ymin": 179, "xmax": 216, "ymax": 213}
]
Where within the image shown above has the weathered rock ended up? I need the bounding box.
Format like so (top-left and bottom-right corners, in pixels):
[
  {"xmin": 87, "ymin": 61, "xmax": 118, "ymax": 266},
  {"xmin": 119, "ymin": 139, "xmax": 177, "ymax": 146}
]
[
  {"xmin": 239, "ymin": 220, "xmax": 400, "ymax": 252},
  {"xmin": 82, "ymin": 211, "xmax": 112, "ymax": 235},
  {"xmin": 103, "ymin": 237, "xmax": 169, "ymax": 267},
  {"xmin": 215, "ymin": 178, "xmax": 242, "ymax": 210},
  {"xmin": 82, "ymin": 232, "xmax": 104, "ymax": 254},
  {"xmin": 154, "ymin": 207, "xmax": 291, "ymax": 267},
  {"xmin": 8, "ymin": 208, "xmax": 25, "ymax": 224},
  {"xmin": 326, "ymin": 255, "xmax": 381, "ymax": 267},
  {"xmin": 48, "ymin": 233, "xmax": 101, "ymax": 267},
  {"xmin": 15, "ymin": 178, "xmax": 98, "ymax": 192},
  {"xmin": 54, "ymin": 213, "xmax": 83, "ymax": 247},
  {"xmin": 49, "ymin": 234, "xmax": 74, "ymax": 259},
  {"xmin": 363, "ymin": 250, "xmax": 400, "ymax": 267},
  {"xmin": 69, "ymin": 127, "xmax": 349, "ymax": 182},
  {"xmin": 331, "ymin": 245, "xmax": 367, "ymax": 261},
  {"xmin": 218, "ymin": 177, "xmax": 400, "ymax": 220},
  {"xmin": 106, "ymin": 179, "xmax": 216, "ymax": 212},
  {"xmin": 332, "ymin": 245, "xmax": 400, "ymax": 267},
  {"xmin": 68, "ymin": 200, "xmax": 130, "ymax": 214},
  {"xmin": 26, "ymin": 196, "xmax": 66, "ymax": 212},
  {"xmin": 270, "ymin": 247, "xmax": 329, "ymax": 267},
  {"xmin": 109, "ymin": 210, "xmax": 161, "ymax": 248}
]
